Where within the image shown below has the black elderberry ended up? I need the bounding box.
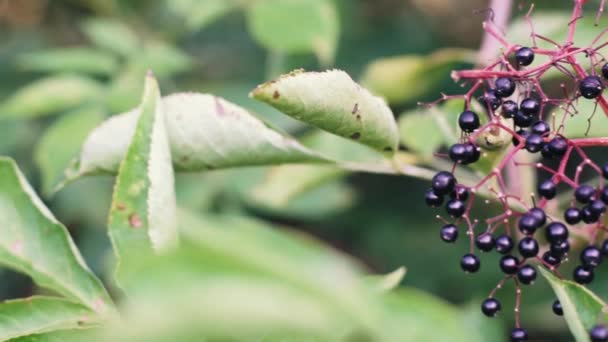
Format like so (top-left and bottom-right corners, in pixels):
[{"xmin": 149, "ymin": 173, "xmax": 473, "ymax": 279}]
[
  {"xmin": 603, "ymin": 63, "xmax": 608, "ymax": 79},
  {"xmin": 431, "ymin": 171, "xmax": 456, "ymax": 195},
  {"xmin": 440, "ymin": 224, "xmax": 458, "ymax": 243},
  {"xmin": 479, "ymin": 89, "xmax": 502, "ymax": 111},
  {"xmin": 590, "ymin": 324, "xmax": 608, "ymax": 342},
  {"xmin": 518, "ymin": 214, "xmax": 541, "ymax": 235},
  {"xmin": 601, "ymin": 187, "xmax": 608, "ymax": 204},
  {"xmin": 580, "ymin": 75, "xmax": 604, "ymax": 99},
  {"xmin": 458, "ymin": 110, "xmax": 480, "ymax": 132},
  {"xmin": 581, "ymin": 246, "xmax": 603, "ymax": 268},
  {"xmin": 548, "ymin": 137, "xmax": 568, "ymax": 156},
  {"xmin": 502, "ymin": 100, "xmax": 518, "ymax": 118},
  {"xmin": 513, "ymin": 110, "xmax": 533, "ymax": 128},
  {"xmin": 450, "ymin": 186, "xmax": 469, "ymax": 201},
  {"xmin": 481, "ymin": 298, "xmax": 501, "ymax": 317},
  {"xmin": 602, "ymin": 239, "xmax": 608, "ymax": 256},
  {"xmin": 517, "ymin": 264, "xmax": 537, "ymax": 284},
  {"xmin": 520, "ymin": 98, "xmax": 540, "ymax": 116},
  {"xmin": 495, "ymin": 235, "xmax": 514, "ymax": 254},
  {"xmin": 538, "ymin": 179, "xmax": 557, "ymax": 199},
  {"xmin": 542, "ymin": 251, "xmax": 561, "ymax": 267},
  {"xmin": 461, "ymin": 254, "xmax": 481, "ymax": 273},
  {"xmin": 512, "ymin": 129, "xmax": 530, "ymax": 147},
  {"xmin": 495, "ymin": 77, "xmax": 516, "ymax": 98},
  {"xmin": 550, "ymin": 240, "xmax": 570, "ymax": 257},
  {"xmin": 590, "ymin": 199, "xmax": 606, "ymax": 216},
  {"xmin": 511, "ymin": 327, "xmax": 528, "ymax": 342},
  {"xmin": 546, "ymin": 222, "xmax": 569, "ymax": 243},
  {"xmin": 528, "ymin": 208, "xmax": 547, "ymax": 227},
  {"xmin": 462, "ymin": 143, "xmax": 480, "ymax": 165},
  {"xmin": 552, "ymin": 300, "xmax": 563, "ymax": 316},
  {"xmin": 449, "ymin": 144, "xmax": 468, "ymax": 164},
  {"xmin": 500, "ymin": 255, "xmax": 520, "ymax": 274},
  {"xmin": 525, "ymin": 134, "xmax": 544, "ymax": 153},
  {"xmin": 476, "ymin": 233, "xmax": 495, "ymax": 252},
  {"xmin": 446, "ymin": 199, "xmax": 466, "ymax": 218},
  {"xmin": 575, "ymin": 184, "xmax": 596, "ymax": 204},
  {"xmin": 582, "ymin": 206, "xmax": 601, "ymax": 224},
  {"xmin": 531, "ymin": 121, "xmax": 550, "ymax": 135},
  {"xmin": 603, "ymin": 163, "xmax": 608, "ymax": 179},
  {"xmin": 425, "ymin": 189, "xmax": 443, "ymax": 207},
  {"xmin": 515, "ymin": 46, "xmax": 535, "ymax": 66},
  {"xmin": 573, "ymin": 265, "xmax": 594, "ymax": 284},
  {"xmin": 518, "ymin": 237, "xmax": 539, "ymax": 258},
  {"xmin": 541, "ymin": 144, "xmax": 554, "ymax": 159}
]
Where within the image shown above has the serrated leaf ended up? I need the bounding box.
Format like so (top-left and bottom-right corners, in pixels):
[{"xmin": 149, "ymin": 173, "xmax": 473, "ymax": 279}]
[
  {"xmin": 0, "ymin": 297, "xmax": 94, "ymax": 341},
  {"xmin": 251, "ymin": 69, "xmax": 399, "ymax": 154},
  {"xmin": 0, "ymin": 158, "xmax": 112, "ymax": 312},
  {"xmin": 81, "ymin": 18, "xmax": 139, "ymax": 56},
  {"xmin": 0, "ymin": 75, "xmax": 102, "ymax": 119},
  {"xmin": 34, "ymin": 106, "xmax": 105, "ymax": 195},
  {"xmin": 166, "ymin": 0, "xmax": 240, "ymax": 32},
  {"xmin": 247, "ymin": 0, "xmax": 339, "ymax": 65},
  {"xmin": 17, "ymin": 48, "xmax": 118, "ymax": 75},
  {"xmin": 107, "ymin": 73, "xmax": 178, "ymax": 289},
  {"xmin": 539, "ymin": 267, "xmax": 606, "ymax": 342}
]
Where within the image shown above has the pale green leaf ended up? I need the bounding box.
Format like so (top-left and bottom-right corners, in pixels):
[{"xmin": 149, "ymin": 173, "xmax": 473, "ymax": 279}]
[
  {"xmin": 139, "ymin": 41, "xmax": 193, "ymax": 77},
  {"xmin": 81, "ymin": 18, "xmax": 139, "ymax": 56},
  {"xmin": 0, "ymin": 75, "xmax": 102, "ymax": 119},
  {"xmin": 105, "ymin": 64, "xmax": 146, "ymax": 113},
  {"xmin": 107, "ymin": 72, "xmax": 178, "ymax": 289},
  {"xmin": 247, "ymin": 0, "xmax": 339, "ymax": 65},
  {"xmin": 251, "ymin": 69, "xmax": 399, "ymax": 154},
  {"xmin": 34, "ymin": 106, "xmax": 105, "ymax": 195},
  {"xmin": 0, "ymin": 158, "xmax": 112, "ymax": 312},
  {"xmin": 167, "ymin": 0, "xmax": 240, "ymax": 32},
  {"xmin": 0, "ymin": 297, "xmax": 94, "ymax": 341},
  {"xmin": 366, "ymin": 267, "xmax": 406, "ymax": 293},
  {"xmin": 17, "ymin": 48, "xmax": 118, "ymax": 75},
  {"xmin": 540, "ymin": 267, "xmax": 606, "ymax": 342},
  {"xmin": 563, "ymin": 99, "xmax": 608, "ymax": 138}
]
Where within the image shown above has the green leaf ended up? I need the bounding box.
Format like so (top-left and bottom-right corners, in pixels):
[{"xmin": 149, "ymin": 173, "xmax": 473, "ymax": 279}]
[
  {"xmin": 0, "ymin": 75, "xmax": 102, "ymax": 119},
  {"xmin": 251, "ymin": 69, "xmax": 399, "ymax": 154},
  {"xmin": 166, "ymin": 0, "xmax": 240, "ymax": 32},
  {"xmin": 0, "ymin": 297, "xmax": 94, "ymax": 341},
  {"xmin": 0, "ymin": 158, "xmax": 112, "ymax": 312},
  {"xmin": 105, "ymin": 64, "xmax": 146, "ymax": 113},
  {"xmin": 34, "ymin": 106, "xmax": 105, "ymax": 195},
  {"xmin": 361, "ymin": 49, "xmax": 475, "ymax": 105},
  {"xmin": 540, "ymin": 267, "xmax": 606, "ymax": 342},
  {"xmin": 139, "ymin": 41, "xmax": 193, "ymax": 77},
  {"xmin": 247, "ymin": 0, "xmax": 339, "ymax": 65},
  {"xmin": 81, "ymin": 18, "xmax": 139, "ymax": 56},
  {"xmin": 563, "ymin": 99, "xmax": 608, "ymax": 138},
  {"xmin": 17, "ymin": 48, "xmax": 118, "ymax": 75},
  {"xmin": 366, "ymin": 267, "xmax": 406, "ymax": 292},
  {"xmin": 107, "ymin": 72, "xmax": 178, "ymax": 289}
]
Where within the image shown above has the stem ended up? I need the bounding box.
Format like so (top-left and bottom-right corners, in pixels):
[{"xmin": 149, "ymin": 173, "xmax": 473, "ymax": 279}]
[{"xmin": 477, "ymin": 0, "xmax": 513, "ymax": 65}]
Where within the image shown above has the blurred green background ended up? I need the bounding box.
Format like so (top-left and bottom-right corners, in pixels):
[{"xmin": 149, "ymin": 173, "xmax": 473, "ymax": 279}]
[{"xmin": 0, "ymin": 0, "xmax": 604, "ymax": 341}]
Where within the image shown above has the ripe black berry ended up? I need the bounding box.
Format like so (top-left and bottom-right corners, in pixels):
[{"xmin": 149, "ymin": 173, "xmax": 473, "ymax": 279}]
[
  {"xmin": 431, "ymin": 171, "xmax": 456, "ymax": 195},
  {"xmin": 552, "ymin": 300, "xmax": 563, "ymax": 316},
  {"xmin": 518, "ymin": 237, "xmax": 539, "ymax": 258},
  {"xmin": 518, "ymin": 214, "xmax": 541, "ymax": 235},
  {"xmin": 601, "ymin": 187, "xmax": 608, "ymax": 204},
  {"xmin": 440, "ymin": 224, "xmax": 458, "ymax": 243},
  {"xmin": 580, "ymin": 75, "xmax": 604, "ymax": 99},
  {"xmin": 542, "ymin": 251, "xmax": 561, "ymax": 267},
  {"xmin": 502, "ymin": 100, "xmax": 518, "ymax": 118},
  {"xmin": 590, "ymin": 324, "xmax": 608, "ymax": 342},
  {"xmin": 541, "ymin": 144, "xmax": 554, "ymax": 159},
  {"xmin": 425, "ymin": 189, "xmax": 443, "ymax": 207},
  {"xmin": 582, "ymin": 206, "xmax": 601, "ymax": 224},
  {"xmin": 517, "ymin": 264, "xmax": 537, "ymax": 284},
  {"xmin": 450, "ymin": 186, "xmax": 469, "ymax": 201},
  {"xmin": 511, "ymin": 327, "xmax": 528, "ymax": 342},
  {"xmin": 495, "ymin": 235, "xmax": 514, "ymax": 254},
  {"xmin": 528, "ymin": 208, "xmax": 547, "ymax": 227},
  {"xmin": 531, "ymin": 121, "xmax": 550, "ymax": 135},
  {"xmin": 461, "ymin": 254, "xmax": 481, "ymax": 273},
  {"xmin": 581, "ymin": 246, "xmax": 603, "ymax": 268},
  {"xmin": 500, "ymin": 255, "xmax": 520, "ymax": 274},
  {"xmin": 538, "ymin": 179, "xmax": 557, "ymax": 199},
  {"xmin": 513, "ymin": 110, "xmax": 533, "ymax": 127},
  {"xmin": 520, "ymin": 98, "xmax": 540, "ymax": 116},
  {"xmin": 495, "ymin": 77, "xmax": 516, "ymax": 98},
  {"xmin": 602, "ymin": 239, "xmax": 608, "ymax": 256},
  {"xmin": 449, "ymin": 143, "xmax": 468, "ymax": 164},
  {"xmin": 446, "ymin": 199, "xmax": 466, "ymax": 218},
  {"xmin": 458, "ymin": 110, "xmax": 480, "ymax": 132},
  {"xmin": 573, "ymin": 265, "xmax": 594, "ymax": 284},
  {"xmin": 512, "ymin": 129, "xmax": 530, "ymax": 146},
  {"xmin": 479, "ymin": 89, "xmax": 501, "ymax": 111},
  {"xmin": 515, "ymin": 47, "xmax": 534, "ymax": 66},
  {"xmin": 575, "ymin": 184, "xmax": 595, "ymax": 204},
  {"xmin": 462, "ymin": 143, "xmax": 480, "ymax": 164},
  {"xmin": 525, "ymin": 134, "xmax": 544, "ymax": 153},
  {"xmin": 590, "ymin": 199, "xmax": 606, "ymax": 215},
  {"xmin": 550, "ymin": 240, "xmax": 570, "ymax": 257},
  {"xmin": 476, "ymin": 233, "xmax": 495, "ymax": 252},
  {"xmin": 603, "ymin": 163, "xmax": 608, "ymax": 179},
  {"xmin": 545, "ymin": 222, "xmax": 569, "ymax": 243},
  {"xmin": 548, "ymin": 137, "xmax": 568, "ymax": 156},
  {"xmin": 481, "ymin": 298, "xmax": 501, "ymax": 317}
]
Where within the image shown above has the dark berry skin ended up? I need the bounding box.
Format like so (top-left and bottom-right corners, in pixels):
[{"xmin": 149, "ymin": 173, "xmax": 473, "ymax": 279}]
[
  {"xmin": 602, "ymin": 239, "xmax": 608, "ymax": 256},
  {"xmin": 518, "ymin": 237, "xmax": 539, "ymax": 258},
  {"xmin": 603, "ymin": 64, "xmax": 608, "ymax": 79},
  {"xmin": 580, "ymin": 75, "xmax": 604, "ymax": 99},
  {"xmin": 512, "ymin": 129, "xmax": 530, "ymax": 147},
  {"xmin": 548, "ymin": 137, "xmax": 568, "ymax": 156},
  {"xmin": 542, "ymin": 251, "xmax": 561, "ymax": 267},
  {"xmin": 573, "ymin": 265, "xmax": 594, "ymax": 284},
  {"xmin": 511, "ymin": 327, "xmax": 528, "ymax": 342},
  {"xmin": 531, "ymin": 121, "xmax": 550, "ymax": 135},
  {"xmin": 529, "ymin": 208, "xmax": 547, "ymax": 227},
  {"xmin": 481, "ymin": 298, "xmax": 501, "ymax": 317},
  {"xmin": 538, "ymin": 179, "xmax": 557, "ymax": 199},
  {"xmin": 476, "ymin": 233, "xmax": 495, "ymax": 252},
  {"xmin": 431, "ymin": 171, "xmax": 456, "ymax": 195},
  {"xmin": 517, "ymin": 264, "xmax": 537, "ymax": 284},
  {"xmin": 518, "ymin": 214, "xmax": 541, "ymax": 235},
  {"xmin": 425, "ymin": 189, "xmax": 443, "ymax": 207},
  {"xmin": 581, "ymin": 246, "xmax": 603, "ymax": 268},
  {"xmin": 582, "ymin": 206, "xmax": 601, "ymax": 224},
  {"xmin": 502, "ymin": 100, "xmax": 518, "ymax": 118},
  {"xmin": 513, "ymin": 110, "xmax": 533, "ymax": 127},
  {"xmin": 450, "ymin": 186, "xmax": 469, "ymax": 201},
  {"xmin": 525, "ymin": 134, "xmax": 544, "ymax": 153},
  {"xmin": 601, "ymin": 187, "xmax": 608, "ymax": 204},
  {"xmin": 461, "ymin": 143, "xmax": 480, "ymax": 165},
  {"xmin": 500, "ymin": 255, "xmax": 520, "ymax": 274},
  {"xmin": 479, "ymin": 90, "xmax": 502, "ymax": 111},
  {"xmin": 520, "ymin": 98, "xmax": 540, "ymax": 116},
  {"xmin": 603, "ymin": 163, "xmax": 608, "ymax": 179},
  {"xmin": 495, "ymin": 77, "xmax": 516, "ymax": 98},
  {"xmin": 541, "ymin": 144, "xmax": 554, "ymax": 159},
  {"xmin": 590, "ymin": 199, "xmax": 606, "ymax": 215},
  {"xmin": 495, "ymin": 235, "xmax": 514, "ymax": 254},
  {"xmin": 575, "ymin": 184, "xmax": 596, "ymax": 204},
  {"xmin": 515, "ymin": 46, "xmax": 535, "ymax": 66},
  {"xmin": 552, "ymin": 300, "xmax": 563, "ymax": 316},
  {"xmin": 458, "ymin": 110, "xmax": 480, "ymax": 132},
  {"xmin": 449, "ymin": 144, "xmax": 468, "ymax": 164},
  {"xmin": 461, "ymin": 254, "xmax": 481, "ymax": 273},
  {"xmin": 440, "ymin": 224, "xmax": 458, "ymax": 243},
  {"xmin": 564, "ymin": 207, "xmax": 582, "ymax": 225},
  {"xmin": 546, "ymin": 222, "xmax": 569, "ymax": 243},
  {"xmin": 446, "ymin": 199, "xmax": 466, "ymax": 218},
  {"xmin": 591, "ymin": 324, "xmax": 608, "ymax": 342},
  {"xmin": 550, "ymin": 240, "xmax": 570, "ymax": 257}
]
